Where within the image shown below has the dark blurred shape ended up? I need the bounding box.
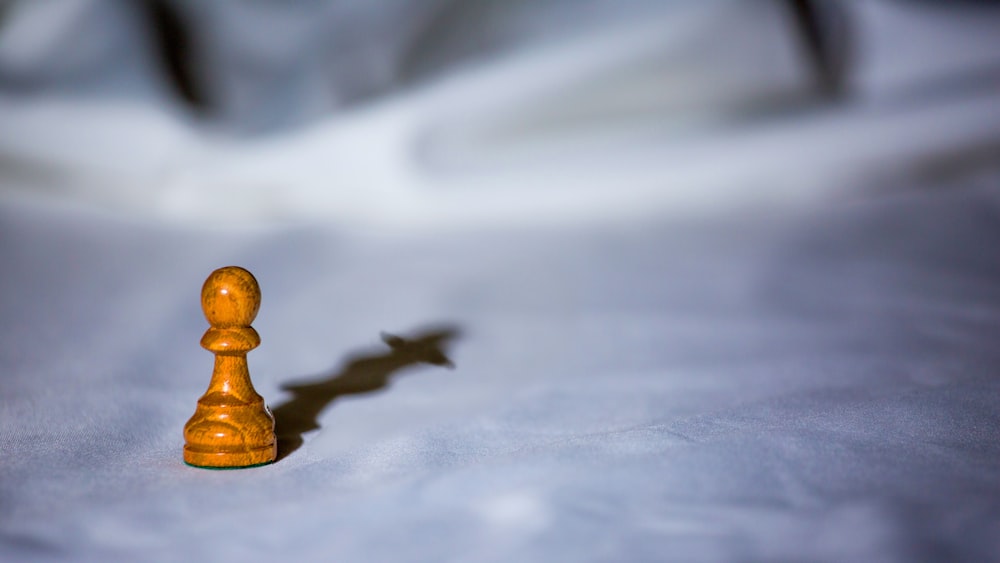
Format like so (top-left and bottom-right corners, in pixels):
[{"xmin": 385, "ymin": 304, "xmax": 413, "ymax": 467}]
[
  {"xmin": 271, "ymin": 326, "xmax": 460, "ymax": 460},
  {"xmin": 145, "ymin": 0, "xmax": 206, "ymax": 110},
  {"xmin": 786, "ymin": 0, "xmax": 851, "ymax": 97}
]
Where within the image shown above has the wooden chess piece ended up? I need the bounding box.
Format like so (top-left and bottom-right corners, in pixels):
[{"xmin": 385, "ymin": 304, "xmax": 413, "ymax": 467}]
[{"xmin": 184, "ymin": 266, "xmax": 277, "ymax": 468}]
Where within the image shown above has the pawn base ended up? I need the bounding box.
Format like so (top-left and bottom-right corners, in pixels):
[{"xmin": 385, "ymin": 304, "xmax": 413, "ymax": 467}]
[{"xmin": 183, "ymin": 443, "xmax": 277, "ymax": 469}]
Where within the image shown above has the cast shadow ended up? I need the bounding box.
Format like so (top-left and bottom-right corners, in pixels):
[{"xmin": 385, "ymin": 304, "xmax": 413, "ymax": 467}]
[{"xmin": 270, "ymin": 325, "xmax": 460, "ymax": 461}]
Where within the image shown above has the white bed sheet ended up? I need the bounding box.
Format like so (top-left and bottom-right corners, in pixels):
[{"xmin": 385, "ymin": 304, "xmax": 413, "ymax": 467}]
[
  {"xmin": 3, "ymin": 2, "xmax": 1000, "ymax": 560},
  {"xmin": 1, "ymin": 177, "xmax": 999, "ymax": 562}
]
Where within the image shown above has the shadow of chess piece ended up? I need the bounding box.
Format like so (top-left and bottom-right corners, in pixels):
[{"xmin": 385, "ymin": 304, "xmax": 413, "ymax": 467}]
[
  {"xmin": 184, "ymin": 266, "xmax": 277, "ymax": 468},
  {"xmin": 272, "ymin": 327, "xmax": 459, "ymax": 460}
]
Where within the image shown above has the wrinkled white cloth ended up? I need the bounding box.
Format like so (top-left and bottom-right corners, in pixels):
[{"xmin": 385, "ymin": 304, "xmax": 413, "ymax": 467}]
[
  {"xmin": 2, "ymin": 1, "xmax": 1000, "ymax": 228},
  {"xmin": 3, "ymin": 2, "xmax": 1000, "ymax": 561},
  {"xmin": 2, "ymin": 176, "xmax": 999, "ymax": 561}
]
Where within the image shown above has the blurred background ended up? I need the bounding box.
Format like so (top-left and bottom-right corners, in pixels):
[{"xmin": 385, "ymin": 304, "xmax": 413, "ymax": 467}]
[
  {"xmin": 0, "ymin": 0, "xmax": 999, "ymax": 229},
  {"xmin": 3, "ymin": 5, "xmax": 1000, "ymax": 560}
]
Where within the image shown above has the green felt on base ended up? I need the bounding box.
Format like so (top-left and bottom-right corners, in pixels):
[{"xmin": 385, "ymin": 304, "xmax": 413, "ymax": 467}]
[{"xmin": 184, "ymin": 460, "xmax": 274, "ymax": 470}]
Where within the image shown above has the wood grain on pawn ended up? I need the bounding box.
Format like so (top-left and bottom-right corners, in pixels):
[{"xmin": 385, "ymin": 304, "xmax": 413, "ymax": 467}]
[{"xmin": 184, "ymin": 266, "xmax": 276, "ymax": 468}]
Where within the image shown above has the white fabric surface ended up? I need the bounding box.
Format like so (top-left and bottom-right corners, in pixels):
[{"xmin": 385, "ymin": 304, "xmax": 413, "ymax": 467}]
[
  {"xmin": 2, "ymin": 178, "xmax": 1000, "ymax": 561},
  {"xmin": 3, "ymin": 2, "xmax": 1000, "ymax": 561},
  {"xmin": 3, "ymin": 1, "xmax": 1000, "ymax": 229}
]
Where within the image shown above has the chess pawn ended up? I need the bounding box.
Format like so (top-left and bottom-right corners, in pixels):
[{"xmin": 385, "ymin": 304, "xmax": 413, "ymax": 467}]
[{"xmin": 184, "ymin": 266, "xmax": 277, "ymax": 468}]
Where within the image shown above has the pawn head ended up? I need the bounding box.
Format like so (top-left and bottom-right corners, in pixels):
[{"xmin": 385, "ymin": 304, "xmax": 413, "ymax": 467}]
[{"xmin": 201, "ymin": 266, "xmax": 261, "ymax": 327}]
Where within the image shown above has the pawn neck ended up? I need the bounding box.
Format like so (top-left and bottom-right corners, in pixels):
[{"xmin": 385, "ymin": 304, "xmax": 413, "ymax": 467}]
[
  {"xmin": 201, "ymin": 326, "xmax": 260, "ymax": 355},
  {"xmin": 203, "ymin": 355, "xmax": 263, "ymax": 405}
]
